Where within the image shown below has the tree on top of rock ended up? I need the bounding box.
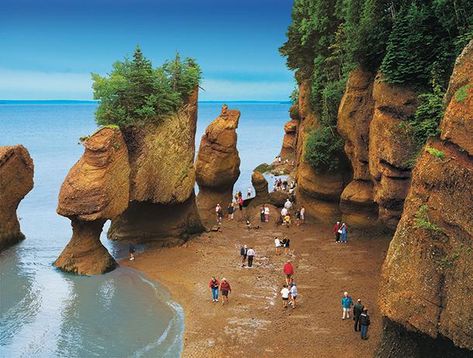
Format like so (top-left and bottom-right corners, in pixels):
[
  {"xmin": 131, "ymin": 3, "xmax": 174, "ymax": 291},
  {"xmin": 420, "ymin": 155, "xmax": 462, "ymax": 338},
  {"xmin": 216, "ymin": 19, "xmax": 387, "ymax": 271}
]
[{"xmin": 92, "ymin": 46, "xmax": 201, "ymax": 127}]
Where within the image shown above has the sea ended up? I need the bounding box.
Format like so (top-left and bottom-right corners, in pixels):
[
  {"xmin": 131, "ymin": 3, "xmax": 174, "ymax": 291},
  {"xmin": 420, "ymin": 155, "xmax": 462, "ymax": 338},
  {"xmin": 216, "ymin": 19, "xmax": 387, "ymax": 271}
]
[{"xmin": 0, "ymin": 100, "xmax": 290, "ymax": 357}]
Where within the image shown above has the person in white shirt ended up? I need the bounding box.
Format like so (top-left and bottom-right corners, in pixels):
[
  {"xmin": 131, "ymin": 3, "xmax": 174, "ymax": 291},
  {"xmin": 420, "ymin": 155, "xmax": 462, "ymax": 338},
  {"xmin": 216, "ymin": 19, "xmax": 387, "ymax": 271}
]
[
  {"xmin": 281, "ymin": 284, "xmax": 290, "ymax": 308},
  {"xmin": 274, "ymin": 237, "xmax": 281, "ymax": 255},
  {"xmin": 300, "ymin": 207, "xmax": 305, "ymax": 224},
  {"xmin": 289, "ymin": 283, "xmax": 298, "ymax": 309},
  {"xmin": 264, "ymin": 205, "xmax": 270, "ymax": 222},
  {"xmin": 284, "ymin": 199, "xmax": 292, "ymax": 210},
  {"xmin": 246, "ymin": 247, "xmax": 255, "ymax": 267},
  {"xmin": 281, "ymin": 207, "xmax": 288, "ymax": 217}
]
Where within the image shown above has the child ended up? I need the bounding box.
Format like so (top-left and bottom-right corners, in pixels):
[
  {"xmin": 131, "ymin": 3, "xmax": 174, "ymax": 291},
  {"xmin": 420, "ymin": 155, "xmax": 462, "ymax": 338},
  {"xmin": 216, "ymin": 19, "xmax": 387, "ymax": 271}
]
[{"xmin": 281, "ymin": 284, "xmax": 290, "ymax": 308}]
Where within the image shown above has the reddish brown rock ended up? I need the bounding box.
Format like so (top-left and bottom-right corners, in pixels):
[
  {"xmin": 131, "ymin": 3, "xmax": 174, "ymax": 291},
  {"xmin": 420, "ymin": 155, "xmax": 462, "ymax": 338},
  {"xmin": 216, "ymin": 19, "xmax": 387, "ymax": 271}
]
[
  {"xmin": 109, "ymin": 89, "xmax": 204, "ymax": 241},
  {"xmin": 280, "ymin": 119, "xmax": 298, "ymax": 160},
  {"xmin": 55, "ymin": 127, "xmax": 130, "ymax": 275},
  {"xmin": 340, "ymin": 180, "xmax": 378, "ymax": 228},
  {"xmin": 378, "ymin": 40, "xmax": 473, "ymax": 354},
  {"xmin": 369, "ymin": 74, "xmax": 418, "ymax": 229},
  {"xmin": 195, "ymin": 105, "xmax": 241, "ymax": 224},
  {"xmin": 250, "ymin": 171, "xmax": 270, "ymax": 206},
  {"xmin": 0, "ymin": 145, "xmax": 34, "ymax": 251}
]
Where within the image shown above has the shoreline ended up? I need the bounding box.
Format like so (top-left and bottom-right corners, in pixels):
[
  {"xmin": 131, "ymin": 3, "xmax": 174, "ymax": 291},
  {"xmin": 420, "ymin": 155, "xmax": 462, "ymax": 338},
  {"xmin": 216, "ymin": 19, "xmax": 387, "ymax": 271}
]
[{"xmin": 122, "ymin": 213, "xmax": 391, "ymax": 357}]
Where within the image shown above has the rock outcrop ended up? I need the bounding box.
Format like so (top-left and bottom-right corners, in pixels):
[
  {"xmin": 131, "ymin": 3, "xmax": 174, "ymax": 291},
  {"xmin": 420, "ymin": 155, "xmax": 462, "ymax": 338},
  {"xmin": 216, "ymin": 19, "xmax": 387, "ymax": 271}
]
[
  {"xmin": 369, "ymin": 75, "xmax": 418, "ymax": 230},
  {"xmin": 279, "ymin": 116, "xmax": 298, "ymax": 161},
  {"xmin": 55, "ymin": 127, "xmax": 130, "ymax": 275},
  {"xmin": 195, "ymin": 105, "xmax": 241, "ymax": 224},
  {"xmin": 377, "ymin": 40, "xmax": 473, "ymax": 356},
  {"xmin": 109, "ymin": 89, "xmax": 204, "ymax": 243},
  {"xmin": 250, "ymin": 171, "xmax": 270, "ymax": 206},
  {"xmin": 337, "ymin": 68, "xmax": 378, "ymax": 228},
  {"xmin": 0, "ymin": 145, "xmax": 34, "ymax": 251}
]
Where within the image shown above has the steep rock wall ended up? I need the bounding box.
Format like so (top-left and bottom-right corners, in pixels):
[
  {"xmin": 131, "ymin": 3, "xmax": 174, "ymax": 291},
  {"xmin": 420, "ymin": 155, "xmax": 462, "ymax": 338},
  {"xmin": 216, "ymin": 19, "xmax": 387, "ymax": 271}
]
[
  {"xmin": 55, "ymin": 127, "xmax": 130, "ymax": 275},
  {"xmin": 377, "ymin": 40, "xmax": 473, "ymax": 355},
  {"xmin": 195, "ymin": 105, "xmax": 240, "ymax": 225},
  {"xmin": 0, "ymin": 145, "xmax": 34, "ymax": 251}
]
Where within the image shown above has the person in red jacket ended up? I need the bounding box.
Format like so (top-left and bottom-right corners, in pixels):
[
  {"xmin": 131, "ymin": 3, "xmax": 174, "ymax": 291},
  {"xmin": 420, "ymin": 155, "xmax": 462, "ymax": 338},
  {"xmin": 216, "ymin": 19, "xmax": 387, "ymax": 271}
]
[
  {"xmin": 220, "ymin": 278, "xmax": 232, "ymax": 305},
  {"xmin": 283, "ymin": 260, "xmax": 294, "ymax": 285},
  {"xmin": 208, "ymin": 276, "xmax": 220, "ymax": 302},
  {"xmin": 333, "ymin": 221, "xmax": 341, "ymax": 242}
]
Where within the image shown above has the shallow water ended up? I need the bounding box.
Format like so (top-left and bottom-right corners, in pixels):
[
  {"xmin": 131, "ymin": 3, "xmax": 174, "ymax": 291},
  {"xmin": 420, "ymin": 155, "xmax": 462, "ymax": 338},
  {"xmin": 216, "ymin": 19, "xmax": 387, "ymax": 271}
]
[{"xmin": 0, "ymin": 101, "xmax": 289, "ymax": 357}]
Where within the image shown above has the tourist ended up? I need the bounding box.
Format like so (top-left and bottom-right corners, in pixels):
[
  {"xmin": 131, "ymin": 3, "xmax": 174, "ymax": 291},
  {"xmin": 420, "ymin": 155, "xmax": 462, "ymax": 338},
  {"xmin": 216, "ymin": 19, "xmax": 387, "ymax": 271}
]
[
  {"xmin": 247, "ymin": 187, "xmax": 252, "ymax": 198},
  {"xmin": 216, "ymin": 204, "xmax": 223, "ymax": 223},
  {"xmin": 240, "ymin": 244, "xmax": 248, "ymax": 267},
  {"xmin": 283, "ymin": 214, "xmax": 291, "ymax": 228},
  {"xmin": 289, "ymin": 282, "xmax": 298, "ymax": 309},
  {"xmin": 128, "ymin": 244, "xmax": 135, "ymax": 261},
  {"xmin": 353, "ymin": 299, "xmax": 364, "ymax": 332},
  {"xmin": 275, "ymin": 237, "xmax": 282, "ymax": 255},
  {"xmin": 246, "ymin": 219, "xmax": 251, "ymax": 230},
  {"xmin": 281, "ymin": 284, "xmax": 290, "ymax": 308},
  {"xmin": 282, "ymin": 180, "xmax": 288, "ymax": 191},
  {"xmin": 333, "ymin": 221, "xmax": 341, "ymax": 242},
  {"xmin": 300, "ymin": 206, "xmax": 305, "ymax": 224},
  {"xmin": 340, "ymin": 223, "xmax": 348, "ymax": 244},
  {"xmin": 238, "ymin": 196, "xmax": 244, "ymax": 211},
  {"xmin": 295, "ymin": 209, "xmax": 301, "ymax": 226},
  {"xmin": 227, "ymin": 202, "xmax": 235, "ymax": 220},
  {"xmin": 283, "ymin": 260, "xmax": 294, "ymax": 285},
  {"xmin": 247, "ymin": 247, "xmax": 255, "ymax": 268},
  {"xmin": 281, "ymin": 207, "xmax": 288, "ymax": 218},
  {"xmin": 360, "ymin": 308, "xmax": 371, "ymax": 340},
  {"xmin": 208, "ymin": 276, "xmax": 220, "ymax": 302},
  {"xmin": 341, "ymin": 291, "xmax": 353, "ymax": 319},
  {"xmin": 284, "ymin": 198, "xmax": 292, "ymax": 210},
  {"xmin": 260, "ymin": 205, "xmax": 265, "ymax": 222},
  {"xmin": 220, "ymin": 278, "xmax": 232, "ymax": 305},
  {"xmin": 284, "ymin": 237, "xmax": 291, "ymax": 254},
  {"xmin": 264, "ymin": 205, "xmax": 270, "ymax": 222}
]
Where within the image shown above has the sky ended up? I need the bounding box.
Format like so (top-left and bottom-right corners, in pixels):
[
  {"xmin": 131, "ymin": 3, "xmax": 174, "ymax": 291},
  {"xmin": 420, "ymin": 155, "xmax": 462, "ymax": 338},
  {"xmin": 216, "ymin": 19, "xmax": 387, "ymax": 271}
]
[{"xmin": 0, "ymin": 0, "xmax": 295, "ymax": 101}]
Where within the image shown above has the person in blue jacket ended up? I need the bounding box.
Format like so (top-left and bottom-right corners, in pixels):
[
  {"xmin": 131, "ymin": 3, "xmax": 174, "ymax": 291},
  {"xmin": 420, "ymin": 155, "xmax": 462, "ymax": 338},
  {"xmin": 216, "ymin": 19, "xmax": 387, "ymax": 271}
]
[
  {"xmin": 340, "ymin": 223, "xmax": 348, "ymax": 243},
  {"xmin": 341, "ymin": 291, "xmax": 353, "ymax": 319}
]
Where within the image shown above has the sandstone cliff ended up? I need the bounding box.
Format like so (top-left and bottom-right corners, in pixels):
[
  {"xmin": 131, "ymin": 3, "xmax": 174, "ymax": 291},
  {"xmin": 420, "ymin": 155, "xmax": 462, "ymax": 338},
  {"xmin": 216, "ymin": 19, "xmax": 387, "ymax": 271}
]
[
  {"xmin": 55, "ymin": 127, "xmax": 130, "ymax": 275},
  {"xmin": 279, "ymin": 116, "xmax": 298, "ymax": 161},
  {"xmin": 377, "ymin": 40, "xmax": 473, "ymax": 356},
  {"xmin": 0, "ymin": 145, "xmax": 34, "ymax": 251},
  {"xmin": 109, "ymin": 89, "xmax": 204, "ymax": 243},
  {"xmin": 195, "ymin": 105, "xmax": 241, "ymax": 224}
]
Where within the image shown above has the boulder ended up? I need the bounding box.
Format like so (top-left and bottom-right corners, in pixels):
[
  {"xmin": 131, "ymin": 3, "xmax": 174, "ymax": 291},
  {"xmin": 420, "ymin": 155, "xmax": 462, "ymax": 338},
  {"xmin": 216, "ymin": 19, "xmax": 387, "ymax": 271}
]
[
  {"xmin": 250, "ymin": 171, "xmax": 270, "ymax": 206},
  {"xmin": 55, "ymin": 127, "xmax": 130, "ymax": 274},
  {"xmin": 0, "ymin": 145, "xmax": 34, "ymax": 251},
  {"xmin": 378, "ymin": 40, "xmax": 473, "ymax": 354},
  {"xmin": 195, "ymin": 105, "xmax": 241, "ymax": 224},
  {"xmin": 109, "ymin": 89, "xmax": 204, "ymax": 241},
  {"xmin": 340, "ymin": 180, "xmax": 378, "ymax": 228},
  {"xmin": 280, "ymin": 119, "xmax": 298, "ymax": 160},
  {"xmin": 369, "ymin": 74, "xmax": 418, "ymax": 230},
  {"xmin": 269, "ymin": 190, "xmax": 290, "ymax": 208}
]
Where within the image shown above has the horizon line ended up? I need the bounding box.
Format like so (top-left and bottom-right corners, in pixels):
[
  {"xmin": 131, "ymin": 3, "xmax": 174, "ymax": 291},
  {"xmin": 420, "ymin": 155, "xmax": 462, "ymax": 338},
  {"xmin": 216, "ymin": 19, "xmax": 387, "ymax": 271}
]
[{"xmin": 0, "ymin": 99, "xmax": 291, "ymax": 104}]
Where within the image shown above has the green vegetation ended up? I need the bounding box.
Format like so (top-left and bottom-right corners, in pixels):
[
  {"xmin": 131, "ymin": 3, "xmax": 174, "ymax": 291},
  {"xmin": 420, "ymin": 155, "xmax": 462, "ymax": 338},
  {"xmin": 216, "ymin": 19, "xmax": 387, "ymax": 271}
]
[
  {"xmin": 254, "ymin": 163, "xmax": 273, "ymax": 173},
  {"xmin": 92, "ymin": 46, "xmax": 201, "ymax": 127},
  {"xmin": 425, "ymin": 146, "xmax": 445, "ymax": 159},
  {"xmin": 280, "ymin": 0, "xmax": 473, "ymax": 172},
  {"xmin": 454, "ymin": 84, "xmax": 471, "ymax": 103},
  {"xmin": 414, "ymin": 204, "xmax": 443, "ymax": 233},
  {"xmin": 305, "ymin": 127, "xmax": 344, "ymax": 173}
]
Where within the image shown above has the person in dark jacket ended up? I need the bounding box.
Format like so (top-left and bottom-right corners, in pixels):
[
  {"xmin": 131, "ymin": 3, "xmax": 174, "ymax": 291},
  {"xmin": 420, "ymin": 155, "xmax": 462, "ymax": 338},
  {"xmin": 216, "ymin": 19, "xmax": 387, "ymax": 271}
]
[
  {"xmin": 353, "ymin": 299, "xmax": 364, "ymax": 331},
  {"xmin": 360, "ymin": 308, "xmax": 370, "ymax": 339},
  {"xmin": 240, "ymin": 245, "xmax": 248, "ymax": 267}
]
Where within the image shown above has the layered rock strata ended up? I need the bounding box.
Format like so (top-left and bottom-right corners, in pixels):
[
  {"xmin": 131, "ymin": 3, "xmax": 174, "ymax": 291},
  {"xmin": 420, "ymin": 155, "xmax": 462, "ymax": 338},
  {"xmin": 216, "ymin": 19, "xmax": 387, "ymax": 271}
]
[
  {"xmin": 195, "ymin": 105, "xmax": 241, "ymax": 224},
  {"xmin": 377, "ymin": 40, "xmax": 473, "ymax": 355},
  {"xmin": 55, "ymin": 127, "xmax": 130, "ymax": 275},
  {"xmin": 0, "ymin": 145, "xmax": 34, "ymax": 251},
  {"xmin": 337, "ymin": 68, "xmax": 378, "ymax": 228}
]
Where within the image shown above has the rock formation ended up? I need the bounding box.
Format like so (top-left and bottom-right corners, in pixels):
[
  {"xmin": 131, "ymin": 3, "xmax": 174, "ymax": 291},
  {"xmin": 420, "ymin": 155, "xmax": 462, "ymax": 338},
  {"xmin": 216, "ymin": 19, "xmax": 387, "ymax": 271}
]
[
  {"xmin": 377, "ymin": 40, "xmax": 473, "ymax": 356},
  {"xmin": 0, "ymin": 145, "xmax": 34, "ymax": 251},
  {"xmin": 109, "ymin": 89, "xmax": 203, "ymax": 243},
  {"xmin": 369, "ymin": 75, "xmax": 418, "ymax": 230},
  {"xmin": 195, "ymin": 105, "xmax": 241, "ymax": 224},
  {"xmin": 279, "ymin": 111, "xmax": 298, "ymax": 161},
  {"xmin": 250, "ymin": 171, "xmax": 270, "ymax": 206},
  {"xmin": 55, "ymin": 127, "xmax": 130, "ymax": 275},
  {"xmin": 337, "ymin": 68, "xmax": 378, "ymax": 228}
]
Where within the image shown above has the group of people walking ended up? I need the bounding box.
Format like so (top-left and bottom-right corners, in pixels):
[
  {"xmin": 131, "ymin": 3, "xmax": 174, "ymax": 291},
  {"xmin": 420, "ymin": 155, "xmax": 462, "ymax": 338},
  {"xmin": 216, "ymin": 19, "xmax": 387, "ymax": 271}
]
[
  {"xmin": 341, "ymin": 292, "xmax": 371, "ymax": 340},
  {"xmin": 208, "ymin": 276, "xmax": 232, "ymax": 305},
  {"xmin": 332, "ymin": 221, "xmax": 349, "ymax": 243},
  {"xmin": 239, "ymin": 245, "xmax": 256, "ymax": 267}
]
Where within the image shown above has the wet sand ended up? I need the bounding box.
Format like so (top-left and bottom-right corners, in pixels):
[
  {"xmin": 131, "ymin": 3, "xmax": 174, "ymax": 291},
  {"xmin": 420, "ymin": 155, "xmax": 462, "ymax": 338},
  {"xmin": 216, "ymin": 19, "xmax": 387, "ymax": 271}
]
[{"xmin": 122, "ymin": 211, "xmax": 391, "ymax": 357}]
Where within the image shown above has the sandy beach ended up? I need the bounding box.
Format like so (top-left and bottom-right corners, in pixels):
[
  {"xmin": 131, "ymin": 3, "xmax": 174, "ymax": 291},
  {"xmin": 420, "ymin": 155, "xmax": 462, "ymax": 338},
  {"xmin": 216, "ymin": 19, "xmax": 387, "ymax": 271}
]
[{"xmin": 122, "ymin": 210, "xmax": 391, "ymax": 358}]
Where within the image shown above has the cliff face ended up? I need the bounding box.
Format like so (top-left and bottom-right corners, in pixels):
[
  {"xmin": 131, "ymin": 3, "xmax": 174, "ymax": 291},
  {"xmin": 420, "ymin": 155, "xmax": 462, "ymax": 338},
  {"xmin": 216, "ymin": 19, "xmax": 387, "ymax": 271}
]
[
  {"xmin": 337, "ymin": 68, "xmax": 378, "ymax": 227},
  {"xmin": 279, "ymin": 116, "xmax": 298, "ymax": 161},
  {"xmin": 109, "ymin": 89, "xmax": 204, "ymax": 242},
  {"xmin": 195, "ymin": 105, "xmax": 241, "ymax": 224},
  {"xmin": 0, "ymin": 145, "xmax": 34, "ymax": 251},
  {"xmin": 377, "ymin": 40, "xmax": 473, "ymax": 355},
  {"xmin": 55, "ymin": 127, "xmax": 130, "ymax": 275}
]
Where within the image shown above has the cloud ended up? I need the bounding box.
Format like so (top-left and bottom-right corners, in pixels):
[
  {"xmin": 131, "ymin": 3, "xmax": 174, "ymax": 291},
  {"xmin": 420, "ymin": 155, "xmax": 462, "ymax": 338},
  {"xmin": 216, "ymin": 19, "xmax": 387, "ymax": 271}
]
[{"xmin": 0, "ymin": 68, "xmax": 93, "ymax": 99}]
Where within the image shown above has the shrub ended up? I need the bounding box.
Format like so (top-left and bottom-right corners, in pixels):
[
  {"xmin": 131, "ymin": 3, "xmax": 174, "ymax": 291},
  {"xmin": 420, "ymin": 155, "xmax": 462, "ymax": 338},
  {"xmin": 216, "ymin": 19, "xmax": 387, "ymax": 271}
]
[
  {"xmin": 425, "ymin": 146, "xmax": 445, "ymax": 159},
  {"xmin": 92, "ymin": 47, "xmax": 201, "ymax": 127},
  {"xmin": 414, "ymin": 204, "xmax": 443, "ymax": 233},
  {"xmin": 454, "ymin": 84, "xmax": 471, "ymax": 103},
  {"xmin": 305, "ymin": 127, "xmax": 344, "ymax": 172},
  {"xmin": 254, "ymin": 163, "xmax": 273, "ymax": 173}
]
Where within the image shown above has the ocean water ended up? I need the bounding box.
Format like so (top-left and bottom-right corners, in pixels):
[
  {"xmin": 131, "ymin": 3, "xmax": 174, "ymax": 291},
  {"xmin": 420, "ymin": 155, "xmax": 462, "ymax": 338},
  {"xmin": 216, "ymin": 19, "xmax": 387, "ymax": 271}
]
[{"xmin": 0, "ymin": 101, "xmax": 290, "ymax": 357}]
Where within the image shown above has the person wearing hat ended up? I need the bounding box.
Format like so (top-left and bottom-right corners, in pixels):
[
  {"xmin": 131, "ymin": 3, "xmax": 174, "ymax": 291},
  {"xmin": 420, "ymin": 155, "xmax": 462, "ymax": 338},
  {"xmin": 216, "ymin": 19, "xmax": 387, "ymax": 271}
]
[
  {"xmin": 353, "ymin": 298, "xmax": 364, "ymax": 331},
  {"xmin": 220, "ymin": 278, "xmax": 232, "ymax": 306},
  {"xmin": 360, "ymin": 307, "xmax": 371, "ymax": 339}
]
